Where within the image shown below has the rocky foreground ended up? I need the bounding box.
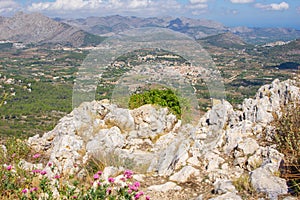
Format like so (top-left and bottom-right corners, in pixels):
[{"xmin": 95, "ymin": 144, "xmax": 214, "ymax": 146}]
[{"xmin": 26, "ymin": 79, "xmax": 299, "ymax": 200}]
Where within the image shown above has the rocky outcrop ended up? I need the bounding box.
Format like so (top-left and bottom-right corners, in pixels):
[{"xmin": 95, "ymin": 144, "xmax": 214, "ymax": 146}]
[{"xmin": 27, "ymin": 79, "xmax": 299, "ymax": 199}]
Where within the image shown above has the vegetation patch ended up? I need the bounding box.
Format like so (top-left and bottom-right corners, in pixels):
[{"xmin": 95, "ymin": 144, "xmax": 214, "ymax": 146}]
[
  {"xmin": 129, "ymin": 88, "xmax": 181, "ymax": 119},
  {"xmin": 271, "ymin": 101, "xmax": 300, "ymax": 196}
]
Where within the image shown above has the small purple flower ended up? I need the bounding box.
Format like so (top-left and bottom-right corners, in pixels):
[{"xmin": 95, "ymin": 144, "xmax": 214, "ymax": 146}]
[
  {"xmin": 120, "ymin": 177, "xmax": 126, "ymax": 182},
  {"xmin": 108, "ymin": 177, "xmax": 115, "ymax": 183},
  {"xmin": 145, "ymin": 196, "xmax": 150, "ymax": 200},
  {"xmin": 93, "ymin": 174, "xmax": 100, "ymax": 180},
  {"xmin": 22, "ymin": 189, "xmax": 28, "ymax": 194},
  {"xmin": 135, "ymin": 191, "xmax": 144, "ymax": 199},
  {"xmin": 47, "ymin": 162, "xmax": 52, "ymax": 167},
  {"xmin": 30, "ymin": 187, "xmax": 38, "ymax": 193},
  {"xmin": 32, "ymin": 169, "xmax": 41, "ymax": 173},
  {"xmin": 134, "ymin": 181, "xmax": 141, "ymax": 188},
  {"xmin": 40, "ymin": 170, "xmax": 47, "ymax": 175},
  {"xmin": 97, "ymin": 171, "xmax": 103, "ymax": 175},
  {"xmin": 33, "ymin": 153, "xmax": 41, "ymax": 159},
  {"xmin": 6, "ymin": 165, "xmax": 12, "ymax": 171},
  {"xmin": 129, "ymin": 184, "xmax": 138, "ymax": 191},
  {"xmin": 128, "ymin": 189, "xmax": 133, "ymax": 194},
  {"xmin": 135, "ymin": 193, "xmax": 141, "ymax": 199},
  {"xmin": 54, "ymin": 174, "xmax": 60, "ymax": 179},
  {"xmin": 124, "ymin": 170, "xmax": 133, "ymax": 179}
]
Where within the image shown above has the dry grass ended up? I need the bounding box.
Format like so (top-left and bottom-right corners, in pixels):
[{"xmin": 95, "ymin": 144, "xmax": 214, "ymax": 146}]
[{"xmin": 272, "ymin": 101, "xmax": 300, "ymax": 196}]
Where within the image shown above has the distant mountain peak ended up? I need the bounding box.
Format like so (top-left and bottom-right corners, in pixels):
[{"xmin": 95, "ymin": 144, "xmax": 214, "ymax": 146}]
[
  {"xmin": 198, "ymin": 32, "xmax": 248, "ymax": 49},
  {"xmin": 0, "ymin": 12, "xmax": 104, "ymax": 47}
]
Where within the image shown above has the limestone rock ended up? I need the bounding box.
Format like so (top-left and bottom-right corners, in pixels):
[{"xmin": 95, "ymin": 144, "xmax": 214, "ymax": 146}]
[
  {"xmin": 18, "ymin": 159, "xmax": 43, "ymax": 171},
  {"xmin": 24, "ymin": 79, "xmax": 299, "ymax": 199},
  {"xmin": 104, "ymin": 107, "xmax": 135, "ymax": 132},
  {"xmin": 237, "ymin": 138, "xmax": 259, "ymax": 155},
  {"xmin": 169, "ymin": 166, "xmax": 200, "ymax": 183},
  {"xmin": 242, "ymin": 79, "xmax": 300, "ymax": 125},
  {"xmin": 49, "ymin": 134, "xmax": 84, "ymax": 175},
  {"xmin": 86, "ymin": 126, "xmax": 125, "ymax": 153},
  {"xmin": 205, "ymin": 152, "xmax": 225, "ymax": 172},
  {"xmin": 130, "ymin": 104, "xmax": 177, "ymax": 139},
  {"xmin": 209, "ymin": 192, "xmax": 242, "ymax": 200},
  {"xmin": 213, "ymin": 180, "xmax": 237, "ymax": 195},
  {"xmin": 147, "ymin": 182, "xmax": 182, "ymax": 192},
  {"xmin": 250, "ymin": 167, "xmax": 288, "ymax": 199},
  {"xmin": 155, "ymin": 138, "xmax": 190, "ymax": 176},
  {"xmin": 207, "ymin": 100, "xmax": 234, "ymax": 131},
  {"xmin": 102, "ymin": 166, "xmax": 121, "ymax": 181}
]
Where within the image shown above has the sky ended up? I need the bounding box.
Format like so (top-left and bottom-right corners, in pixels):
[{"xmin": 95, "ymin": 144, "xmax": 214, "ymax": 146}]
[{"xmin": 0, "ymin": 0, "xmax": 299, "ymax": 29}]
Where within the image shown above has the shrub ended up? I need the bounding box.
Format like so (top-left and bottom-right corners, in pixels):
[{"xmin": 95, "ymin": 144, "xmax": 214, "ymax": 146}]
[
  {"xmin": 232, "ymin": 173, "xmax": 255, "ymax": 194},
  {"xmin": 272, "ymin": 101, "xmax": 300, "ymax": 196},
  {"xmin": 129, "ymin": 88, "xmax": 181, "ymax": 119}
]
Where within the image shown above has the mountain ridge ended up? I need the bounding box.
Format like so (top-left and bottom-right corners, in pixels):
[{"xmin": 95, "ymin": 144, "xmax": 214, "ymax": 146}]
[
  {"xmin": 1, "ymin": 12, "xmax": 300, "ymax": 47},
  {"xmin": 59, "ymin": 15, "xmax": 300, "ymax": 44},
  {"xmin": 0, "ymin": 12, "xmax": 105, "ymax": 47}
]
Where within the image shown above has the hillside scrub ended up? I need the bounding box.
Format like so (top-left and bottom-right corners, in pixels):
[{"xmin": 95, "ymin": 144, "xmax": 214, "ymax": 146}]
[
  {"xmin": 129, "ymin": 88, "xmax": 182, "ymax": 119},
  {"xmin": 271, "ymin": 101, "xmax": 300, "ymax": 196},
  {"xmin": 0, "ymin": 139, "xmax": 150, "ymax": 200}
]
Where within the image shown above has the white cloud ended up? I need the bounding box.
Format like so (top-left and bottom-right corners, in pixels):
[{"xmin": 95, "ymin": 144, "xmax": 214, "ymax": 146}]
[
  {"xmin": 187, "ymin": 3, "xmax": 208, "ymax": 10},
  {"xmin": 128, "ymin": 0, "xmax": 151, "ymax": 9},
  {"xmin": 189, "ymin": 0, "xmax": 207, "ymax": 4},
  {"xmin": 255, "ymin": 2, "xmax": 289, "ymax": 11},
  {"xmin": 27, "ymin": 0, "xmax": 183, "ymax": 17},
  {"xmin": 28, "ymin": 0, "xmax": 103, "ymax": 12},
  {"xmin": 226, "ymin": 9, "xmax": 239, "ymax": 15},
  {"xmin": 230, "ymin": 0, "xmax": 254, "ymax": 3},
  {"xmin": 0, "ymin": 0, "xmax": 20, "ymax": 14},
  {"xmin": 186, "ymin": 0, "xmax": 208, "ymax": 14}
]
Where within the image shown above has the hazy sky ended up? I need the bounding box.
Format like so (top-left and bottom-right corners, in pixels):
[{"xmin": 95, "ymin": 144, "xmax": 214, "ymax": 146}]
[{"xmin": 1, "ymin": 0, "xmax": 299, "ymax": 29}]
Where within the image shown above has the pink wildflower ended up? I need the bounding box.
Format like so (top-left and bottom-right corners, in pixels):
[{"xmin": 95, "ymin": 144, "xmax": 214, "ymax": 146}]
[
  {"xmin": 120, "ymin": 177, "xmax": 126, "ymax": 182},
  {"xmin": 124, "ymin": 170, "xmax": 133, "ymax": 179},
  {"xmin": 32, "ymin": 169, "xmax": 41, "ymax": 173},
  {"xmin": 135, "ymin": 191, "xmax": 144, "ymax": 199},
  {"xmin": 22, "ymin": 189, "xmax": 28, "ymax": 194},
  {"xmin": 108, "ymin": 177, "xmax": 115, "ymax": 183},
  {"xmin": 128, "ymin": 189, "xmax": 133, "ymax": 194},
  {"xmin": 145, "ymin": 196, "xmax": 150, "ymax": 200},
  {"xmin": 129, "ymin": 184, "xmax": 138, "ymax": 191},
  {"xmin": 93, "ymin": 174, "xmax": 100, "ymax": 180},
  {"xmin": 106, "ymin": 188, "xmax": 112, "ymax": 194},
  {"xmin": 97, "ymin": 171, "xmax": 103, "ymax": 175},
  {"xmin": 54, "ymin": 174, "xmax": 60, "ymax": 179},
  {"xmin": 33, "ymin": 153, "xmax": 41, "ymax": 159},
  {"xmin": 40, "ymin": 170, "xmax": 47, "ymax": 175},
  {"xmin": 6, "ymin": 165, "xmax": 12, "ymax": 171},
  {"xmin": 47, "ymin": 162, "xmax": 52, "ymax": 167},
  {"xmin": 30, "ymin": 187, "xmax": 38, "ymax": 193},
  {"xmin": 134, "ymin": 181, "xmax": 140, "ymax": 188}
]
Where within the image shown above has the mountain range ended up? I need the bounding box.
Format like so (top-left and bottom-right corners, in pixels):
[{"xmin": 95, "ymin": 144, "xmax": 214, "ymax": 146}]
[
  {"xmin": 59, "ymin": 15, "xmax": 300, "ymax": 45},
  {"xmin": 0, "ymin": 12, "xmax": 300, "ymax": 47},
  {"xmin": 0, "ymin": 12, "xmax": 104, "ymax": 47}
]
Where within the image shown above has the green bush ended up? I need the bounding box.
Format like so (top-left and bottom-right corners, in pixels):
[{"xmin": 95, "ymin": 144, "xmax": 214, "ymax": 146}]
[{"xmin": 129, "ymin": 88, "xmax": 181, "ymax": 119}]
